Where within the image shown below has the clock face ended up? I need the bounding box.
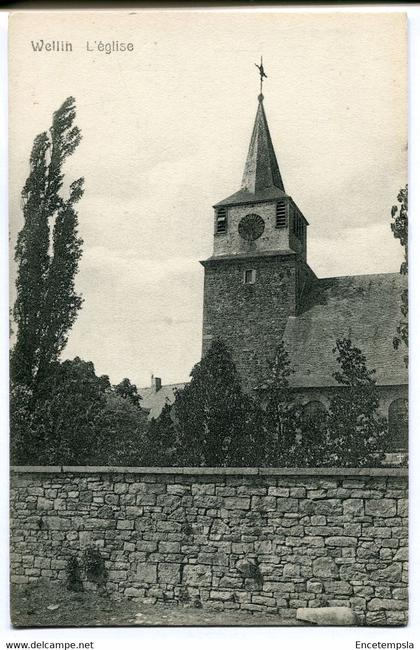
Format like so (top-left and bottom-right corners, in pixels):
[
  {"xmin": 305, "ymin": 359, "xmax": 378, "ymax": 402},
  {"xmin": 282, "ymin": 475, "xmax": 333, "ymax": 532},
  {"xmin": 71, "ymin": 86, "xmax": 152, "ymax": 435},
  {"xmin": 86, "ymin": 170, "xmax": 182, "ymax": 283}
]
[{"xmin": 238, "ymin": 213, "xmax": 265, "ymax": 241}]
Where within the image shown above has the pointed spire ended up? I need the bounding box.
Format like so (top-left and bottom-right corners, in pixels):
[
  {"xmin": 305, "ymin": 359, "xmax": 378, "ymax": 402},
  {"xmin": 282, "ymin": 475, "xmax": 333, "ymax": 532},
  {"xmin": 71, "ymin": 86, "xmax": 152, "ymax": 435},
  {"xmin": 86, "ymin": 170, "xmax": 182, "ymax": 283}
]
[
  {"xmin": 241, "ymin": 94, "xmax": 285, "ymax": 195},
  {"xmin": 214, "ymin": 88, "xmax": 287, "ymax": 208}
]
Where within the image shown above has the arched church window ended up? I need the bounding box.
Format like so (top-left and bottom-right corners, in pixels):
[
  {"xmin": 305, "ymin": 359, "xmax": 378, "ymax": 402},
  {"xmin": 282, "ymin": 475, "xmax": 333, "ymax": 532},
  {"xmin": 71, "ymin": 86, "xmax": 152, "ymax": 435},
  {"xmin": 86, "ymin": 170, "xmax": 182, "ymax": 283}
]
[
  {"xmin": 302, "ymin": 400, "xmax": 327, "ymax": 427},
  {"xmin": 388, "ymin": 398, "xmax": 408, "ymax": 451}
]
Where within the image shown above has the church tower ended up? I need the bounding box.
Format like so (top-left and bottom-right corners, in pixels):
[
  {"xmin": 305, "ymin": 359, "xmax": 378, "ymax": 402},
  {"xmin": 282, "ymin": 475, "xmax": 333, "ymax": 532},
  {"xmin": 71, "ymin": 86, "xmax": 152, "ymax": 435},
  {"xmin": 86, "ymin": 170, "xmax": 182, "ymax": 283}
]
[{"xmin": 200, "ymin": 85, "xmax": 316, "ymax": 391}]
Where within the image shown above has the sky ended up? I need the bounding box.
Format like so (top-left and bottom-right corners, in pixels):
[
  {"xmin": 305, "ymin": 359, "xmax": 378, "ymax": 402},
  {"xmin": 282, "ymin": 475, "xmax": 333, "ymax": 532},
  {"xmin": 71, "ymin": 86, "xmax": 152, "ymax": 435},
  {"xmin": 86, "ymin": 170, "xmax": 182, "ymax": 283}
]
[{"xmin": 8, "ymin": 11, "xmax": 407, "ymax": 388}]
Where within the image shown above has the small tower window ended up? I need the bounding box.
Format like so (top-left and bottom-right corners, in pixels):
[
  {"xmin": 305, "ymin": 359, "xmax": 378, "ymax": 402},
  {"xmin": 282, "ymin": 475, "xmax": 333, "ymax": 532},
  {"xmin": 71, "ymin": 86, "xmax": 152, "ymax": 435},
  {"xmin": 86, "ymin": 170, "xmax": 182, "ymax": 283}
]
[
  {"xmin": 276, "ymin": 201, "xmax": 287, "ymax": 228},
  {"xmin": 244, "ymin": 269, "xmax": 256, "ymax": 284},
  {"xmin": 292, "ymin": 209, "xmax": 305, "ymax": 243},
  {"xmin": 216, "ymin": 207, "xmax": 227, "ymax": 233}
]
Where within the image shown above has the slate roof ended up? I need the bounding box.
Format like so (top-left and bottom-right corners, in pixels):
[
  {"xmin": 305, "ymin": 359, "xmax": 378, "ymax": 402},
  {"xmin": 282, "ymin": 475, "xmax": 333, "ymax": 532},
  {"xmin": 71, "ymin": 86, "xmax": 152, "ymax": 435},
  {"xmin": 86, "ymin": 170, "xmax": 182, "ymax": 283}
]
[
  {"xmin": 282, "ymin": 272, "xmax": 408, "ymax": 388},
  {"xmin": 215, "ymin": 95, "xmax": 286, "ymax": 208},
  {"xmin": 139, "ymin": 383, "xmax": 186, "ymax": 420},
  {"xmin": 140, "ymin": 273, "xmax": 407, "ymax": 420},
  {"xmin": 214, "ymin": 187, "xmax": 287, "ymax": 208}
]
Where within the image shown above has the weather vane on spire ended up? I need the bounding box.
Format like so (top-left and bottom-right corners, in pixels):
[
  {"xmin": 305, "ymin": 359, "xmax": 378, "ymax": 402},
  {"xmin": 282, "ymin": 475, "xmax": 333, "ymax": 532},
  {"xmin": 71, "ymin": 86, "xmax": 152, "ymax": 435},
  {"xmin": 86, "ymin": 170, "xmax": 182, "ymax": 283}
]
[{"xmin": 255, "ymin": 56, "xmax": 267, "ymax": 95}]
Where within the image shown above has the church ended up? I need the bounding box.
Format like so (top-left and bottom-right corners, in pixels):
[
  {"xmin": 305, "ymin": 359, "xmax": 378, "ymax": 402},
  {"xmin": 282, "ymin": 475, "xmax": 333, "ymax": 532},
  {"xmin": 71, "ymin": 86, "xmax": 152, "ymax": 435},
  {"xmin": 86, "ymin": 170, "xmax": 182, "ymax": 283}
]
[{"xmin": 141, "ymin": 85, "xmax": 408, "ymax": 454}]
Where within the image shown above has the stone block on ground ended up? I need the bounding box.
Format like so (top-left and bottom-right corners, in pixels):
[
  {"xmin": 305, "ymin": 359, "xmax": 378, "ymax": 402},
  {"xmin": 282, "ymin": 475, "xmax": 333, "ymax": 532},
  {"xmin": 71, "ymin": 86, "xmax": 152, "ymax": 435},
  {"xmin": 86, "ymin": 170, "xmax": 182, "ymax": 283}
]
[{"xmin": 296, "ymin": 606, "xmax": 358, "ymax": 626}]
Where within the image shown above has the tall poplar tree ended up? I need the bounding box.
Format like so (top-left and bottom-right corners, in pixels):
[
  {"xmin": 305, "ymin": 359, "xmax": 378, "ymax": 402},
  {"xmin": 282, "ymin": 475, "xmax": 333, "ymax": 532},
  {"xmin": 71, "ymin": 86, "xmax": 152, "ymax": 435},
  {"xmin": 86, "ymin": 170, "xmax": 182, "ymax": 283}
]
[{"xmin": 11, "ymin": 97, "xmax": 84, "ymax": 389}]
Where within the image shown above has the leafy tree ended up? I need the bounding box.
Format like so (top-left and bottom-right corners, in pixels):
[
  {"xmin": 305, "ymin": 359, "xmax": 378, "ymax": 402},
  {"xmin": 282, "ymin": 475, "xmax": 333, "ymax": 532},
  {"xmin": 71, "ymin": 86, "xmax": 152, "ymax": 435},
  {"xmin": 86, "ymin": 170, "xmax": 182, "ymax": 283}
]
[
  {"xmin": 10, "ymin": 383, "xmax": 36, "ymax": 465},
  {"xmin": 295, "ymin": 406, "xmax": 328, "ymax": 467},
  {"xmin": 326, "ymin": 338, "xmax": 388, "ymax": 467},
  {"xmin": 391, "ymin": 184, "xmax": 408, "ymax": 273},
  {"xmin": 174, "ymin": 339, "xmax": 253, "ymax": 466},
  {"xmin": 92, "ymin": 390, "xmax": 148, "ymax": 465},
  {"xmin": 29, "ymin": 358, "xmax": 110, "ymax": 465},
  {"xmin": 227, "ymin": 391, "xmax": 261, "ymax": 467},
  {"xmin": 11, "ymin": 97, "xmax": 84, "ymax": 390},
  {"xmin": 114, "ymin": 377, "xmax": 141, "ymax": 406},
  {"xmin": 143, "ymin": 403, "xmax": 177, "ymax": 466},
  {"xmin": 390, "ymin": 185, "xmax": 408, "ymax": 366},
  {"xmin": 259, "ymin": 343, "xmax": 300, "ymax": 466},
  {"xmin": 11, "ymin": 356, "xmax": 150, "ymax": 466},
  {"xmin": 243, "ymin": 398, "xmax": 268, "ymax": 467}
]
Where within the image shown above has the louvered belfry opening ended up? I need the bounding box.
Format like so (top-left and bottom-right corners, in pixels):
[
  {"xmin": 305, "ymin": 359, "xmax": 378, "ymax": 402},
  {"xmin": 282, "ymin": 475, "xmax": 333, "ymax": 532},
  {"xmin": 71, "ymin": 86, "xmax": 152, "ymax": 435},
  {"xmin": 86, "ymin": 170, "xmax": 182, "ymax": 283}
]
[
  {"xmin": 292, "ymin": 208, "xmax": 305, "ymax": 242},
  {"xmin": 276, "ymin": 201, "xmax": 287, "ymax": 228},
  {"xmin": 216, "ymin": 207, "xmax": 227, "ymax": 233}
]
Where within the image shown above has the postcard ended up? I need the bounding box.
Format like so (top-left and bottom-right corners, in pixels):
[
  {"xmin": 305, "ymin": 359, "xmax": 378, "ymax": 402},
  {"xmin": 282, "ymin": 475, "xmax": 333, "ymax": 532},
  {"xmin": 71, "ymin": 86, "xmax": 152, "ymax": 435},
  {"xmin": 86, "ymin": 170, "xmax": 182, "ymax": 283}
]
[{"xmin": 8, "ymin": 10, "xmax": 408, "ymax": 632}]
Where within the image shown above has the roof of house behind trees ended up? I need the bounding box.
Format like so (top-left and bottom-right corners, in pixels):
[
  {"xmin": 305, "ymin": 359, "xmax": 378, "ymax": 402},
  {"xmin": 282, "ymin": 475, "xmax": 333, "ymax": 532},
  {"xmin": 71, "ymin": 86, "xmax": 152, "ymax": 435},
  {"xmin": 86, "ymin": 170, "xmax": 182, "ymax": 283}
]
[{"xmin": 139, "ymin": 382, "xmax": 186, "ymax": 420}]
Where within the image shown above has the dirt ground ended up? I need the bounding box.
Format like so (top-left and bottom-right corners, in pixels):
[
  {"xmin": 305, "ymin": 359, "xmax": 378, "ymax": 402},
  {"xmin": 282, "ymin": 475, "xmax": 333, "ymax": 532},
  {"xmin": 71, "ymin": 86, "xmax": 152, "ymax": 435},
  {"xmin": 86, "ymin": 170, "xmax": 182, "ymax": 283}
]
[
  {"xmin": 10, "ymin": 581, "xmax": 303, "ymax": 628},
  {"xmin": 10, "ymin": 582, "xmax": 302, "ymax": 627}
]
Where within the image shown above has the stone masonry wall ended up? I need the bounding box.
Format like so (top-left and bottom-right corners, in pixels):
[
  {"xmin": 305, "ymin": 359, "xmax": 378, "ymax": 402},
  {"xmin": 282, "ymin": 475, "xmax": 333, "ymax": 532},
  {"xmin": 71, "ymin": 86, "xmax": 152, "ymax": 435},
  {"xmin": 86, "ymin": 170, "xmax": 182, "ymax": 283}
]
[{"xmin": 10, "ymin": 467, "xmax": 408, "ymax": 626}]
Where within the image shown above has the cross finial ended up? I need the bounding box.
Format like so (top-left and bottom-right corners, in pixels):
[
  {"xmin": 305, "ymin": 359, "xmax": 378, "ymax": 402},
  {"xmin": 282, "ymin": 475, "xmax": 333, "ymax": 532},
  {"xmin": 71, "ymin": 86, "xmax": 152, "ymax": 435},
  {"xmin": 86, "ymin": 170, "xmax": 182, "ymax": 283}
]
[{"xmin": 255, "ymin": 56, "xmax": 267, "ymax": 96}]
